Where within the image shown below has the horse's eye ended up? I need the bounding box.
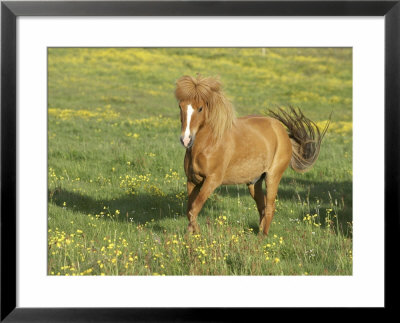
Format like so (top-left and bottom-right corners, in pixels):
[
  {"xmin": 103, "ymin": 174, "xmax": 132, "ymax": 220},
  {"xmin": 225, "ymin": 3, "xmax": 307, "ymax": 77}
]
[{"xmin": 198, "ymin": 107, "xmax": 203, "ymax": 112}]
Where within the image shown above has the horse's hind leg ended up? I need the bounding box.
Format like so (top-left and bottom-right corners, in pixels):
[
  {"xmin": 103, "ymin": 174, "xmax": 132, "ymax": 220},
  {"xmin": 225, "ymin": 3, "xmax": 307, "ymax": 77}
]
[
  {"xmin": 247, "ymin": 178, "xmax": 266, "ymax": 231},
  {"xmin": 261, "ymin": 171, "xmax": 284, "ymax": 235}
]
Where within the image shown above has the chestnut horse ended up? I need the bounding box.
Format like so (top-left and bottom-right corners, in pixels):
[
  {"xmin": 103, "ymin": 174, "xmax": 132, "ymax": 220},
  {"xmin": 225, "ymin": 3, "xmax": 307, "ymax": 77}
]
[{"xmin": 175, "ymin": 75, "xmax": 330, "ymax": 235}]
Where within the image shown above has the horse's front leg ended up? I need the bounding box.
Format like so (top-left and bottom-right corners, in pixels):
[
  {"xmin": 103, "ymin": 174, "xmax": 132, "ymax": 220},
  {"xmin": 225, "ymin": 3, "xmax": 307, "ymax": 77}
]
[
  {"xmin": 187, "ymin": 176, "xmax": 221, "ymax": 233},
  {"xmin": 186, "ymin": 181, "xmax": 200, "ymax": 230}
]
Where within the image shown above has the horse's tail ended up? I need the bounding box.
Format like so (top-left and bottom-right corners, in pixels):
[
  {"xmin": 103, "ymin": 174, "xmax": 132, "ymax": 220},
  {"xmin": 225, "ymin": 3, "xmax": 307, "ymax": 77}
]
[{"xmin": 269, "ymin": 106, "xmax": 331, "ymax": 173}]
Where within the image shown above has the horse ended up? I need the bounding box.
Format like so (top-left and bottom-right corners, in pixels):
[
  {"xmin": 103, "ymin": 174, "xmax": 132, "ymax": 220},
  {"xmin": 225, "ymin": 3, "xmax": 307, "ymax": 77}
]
[{"xmin": 175, "ymin": 75, "xmax": 330, "ymax": 235}]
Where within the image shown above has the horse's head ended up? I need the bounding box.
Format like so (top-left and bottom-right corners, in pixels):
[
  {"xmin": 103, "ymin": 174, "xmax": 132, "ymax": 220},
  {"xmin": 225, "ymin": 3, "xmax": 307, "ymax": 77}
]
[
  {"xmin": 175, "ymin": 75, "xmax": 236, "ymax": 148},
  {"xmin": 178, "ymin": 100, "xmax": 207, "ymax": 149}
]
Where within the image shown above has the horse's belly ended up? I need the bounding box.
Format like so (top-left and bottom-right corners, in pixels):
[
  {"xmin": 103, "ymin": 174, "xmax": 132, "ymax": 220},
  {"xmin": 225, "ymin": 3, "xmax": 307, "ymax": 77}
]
[{"xmin": 222, "ymin": 158, "xmax": 266, "ymax": 185}]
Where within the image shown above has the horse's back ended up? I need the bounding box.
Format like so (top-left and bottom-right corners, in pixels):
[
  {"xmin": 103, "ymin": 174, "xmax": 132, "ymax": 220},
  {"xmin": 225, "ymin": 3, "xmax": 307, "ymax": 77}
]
[{"xmin": 235, "ymin": 115, "xmax": 288, "ymax": 141}]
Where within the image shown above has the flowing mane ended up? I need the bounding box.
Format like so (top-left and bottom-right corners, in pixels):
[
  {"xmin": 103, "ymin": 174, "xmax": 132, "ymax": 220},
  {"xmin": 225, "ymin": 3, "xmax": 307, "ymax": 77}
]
[{"xmin": 175, "ymin": 75, "xmax": 236, "ymax": 140}]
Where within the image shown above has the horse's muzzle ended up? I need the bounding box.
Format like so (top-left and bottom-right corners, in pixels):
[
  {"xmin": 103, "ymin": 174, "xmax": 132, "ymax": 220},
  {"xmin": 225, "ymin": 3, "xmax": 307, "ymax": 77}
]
[{"xmin": 180, "ymin": 135, "xmax": 194, "ymax": 148}]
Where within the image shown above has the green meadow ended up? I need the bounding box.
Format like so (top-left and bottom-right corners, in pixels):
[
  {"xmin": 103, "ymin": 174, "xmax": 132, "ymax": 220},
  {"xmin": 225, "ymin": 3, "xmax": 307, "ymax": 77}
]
[{"xmin": 48, "ymin": 48, "xmax": 352, "ymax": 276}]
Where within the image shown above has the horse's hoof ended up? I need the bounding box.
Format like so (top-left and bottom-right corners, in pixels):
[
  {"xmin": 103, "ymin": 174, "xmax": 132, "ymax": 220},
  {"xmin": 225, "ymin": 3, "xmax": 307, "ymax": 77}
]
[
  {"xmin": 258, "ymin": 227, "xmax": 269, "ymax": 237},
  {"xmin": 188, "ymin": 223, "xmax": 200, "ymax": 234}
]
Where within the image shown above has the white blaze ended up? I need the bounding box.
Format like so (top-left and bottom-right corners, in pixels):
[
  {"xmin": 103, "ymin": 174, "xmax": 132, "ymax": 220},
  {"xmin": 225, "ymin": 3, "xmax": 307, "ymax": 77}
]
[{"xmin": 183, "ymin": 104, "xmax": 194, "ymax": 146}]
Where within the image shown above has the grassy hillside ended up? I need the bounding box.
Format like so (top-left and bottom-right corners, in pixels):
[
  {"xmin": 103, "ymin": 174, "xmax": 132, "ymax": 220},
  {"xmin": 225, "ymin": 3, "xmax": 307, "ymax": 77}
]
[{"xmin": 48, "ymin": 48, "xmax": 352, "ymax": 276}]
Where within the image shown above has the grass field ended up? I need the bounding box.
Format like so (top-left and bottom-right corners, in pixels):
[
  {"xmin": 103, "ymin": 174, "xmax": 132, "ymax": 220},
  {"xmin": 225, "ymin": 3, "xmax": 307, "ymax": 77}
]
[{"xmin": 48, "ymin": 48, "xmax": 352, "ymax": 276}]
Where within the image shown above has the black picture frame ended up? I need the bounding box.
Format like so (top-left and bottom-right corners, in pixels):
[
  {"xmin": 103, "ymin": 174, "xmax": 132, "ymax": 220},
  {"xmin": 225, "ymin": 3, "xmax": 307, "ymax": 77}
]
[{"xmin": 1, "ymin": 0, "xmax": 398, "ymax": 321}]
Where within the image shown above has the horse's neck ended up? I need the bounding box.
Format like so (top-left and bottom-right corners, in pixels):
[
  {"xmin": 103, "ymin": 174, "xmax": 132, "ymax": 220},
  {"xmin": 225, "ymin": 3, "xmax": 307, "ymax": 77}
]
[
  {"xmin": 196, "ymin": 124, "xmax": 211, "ymax": 139},
  {"xmin": 191, "ymin": 125, "xmax": 221, "ymax": 153}
]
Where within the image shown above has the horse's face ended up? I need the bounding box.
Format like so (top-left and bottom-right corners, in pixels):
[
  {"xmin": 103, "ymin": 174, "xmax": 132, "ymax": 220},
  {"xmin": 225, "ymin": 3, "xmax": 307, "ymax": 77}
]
[{"xmin": 178, "ymin": 101, "xmax": 206, "ymax": 148}]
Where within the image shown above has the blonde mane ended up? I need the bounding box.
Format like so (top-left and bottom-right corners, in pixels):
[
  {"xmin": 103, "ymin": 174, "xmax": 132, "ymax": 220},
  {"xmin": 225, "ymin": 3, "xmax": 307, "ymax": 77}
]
[{"xmin": 175, "ymin": 75, "xmax": 236, "ymax": 140}]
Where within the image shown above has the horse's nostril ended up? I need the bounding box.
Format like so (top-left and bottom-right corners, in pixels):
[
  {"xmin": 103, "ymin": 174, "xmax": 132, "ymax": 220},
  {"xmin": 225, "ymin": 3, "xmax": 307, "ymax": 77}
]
[
  {"xmin": 180, "ymin": 135, "xmax": 193, "ymax": 146},
  {"xmin": 183, "ymin": 137, "xmax": 191, "ymax": 147}
]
